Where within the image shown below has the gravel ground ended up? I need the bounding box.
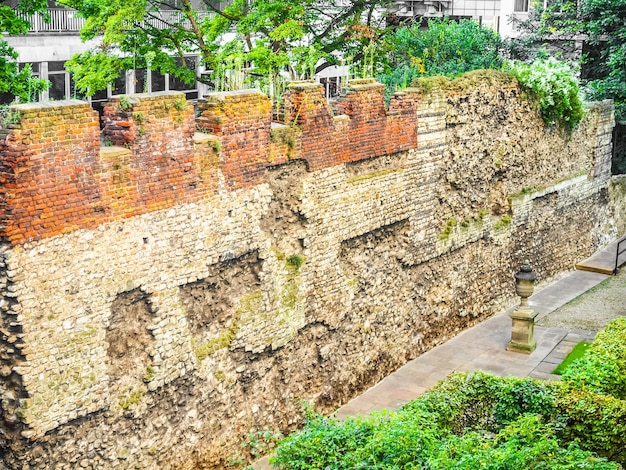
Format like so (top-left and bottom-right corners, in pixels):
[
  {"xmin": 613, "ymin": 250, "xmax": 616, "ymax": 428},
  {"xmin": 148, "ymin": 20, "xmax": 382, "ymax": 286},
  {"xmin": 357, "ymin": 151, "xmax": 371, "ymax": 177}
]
[{"xmin": 537, "ymin": 268, "xmax": 626, "ymax": 331}]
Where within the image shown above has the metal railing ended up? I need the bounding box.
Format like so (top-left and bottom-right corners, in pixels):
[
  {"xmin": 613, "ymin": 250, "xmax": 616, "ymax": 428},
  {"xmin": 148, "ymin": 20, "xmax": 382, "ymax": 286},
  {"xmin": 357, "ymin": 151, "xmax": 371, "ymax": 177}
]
[
  {"xmin": 19, "ymin": 8, "xmax": 213, "ymax": 34},
  {"xmin": 21, "ymin": 9, "xmax": 85, "ymax": 33},
  {"xmin": 615, "ymin": 235, "xmax": 626, "ymax": 275}
]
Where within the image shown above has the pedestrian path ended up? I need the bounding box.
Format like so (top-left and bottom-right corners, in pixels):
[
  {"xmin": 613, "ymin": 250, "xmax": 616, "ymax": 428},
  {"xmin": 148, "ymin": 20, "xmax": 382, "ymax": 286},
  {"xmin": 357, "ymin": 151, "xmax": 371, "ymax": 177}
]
[
  {"xmin": 253, "ymin": 268, "xmax": 610, "ymax": 469},
  {"xmin": 335, "ymin": 269, "xmax": 606, "ymax": 418}
]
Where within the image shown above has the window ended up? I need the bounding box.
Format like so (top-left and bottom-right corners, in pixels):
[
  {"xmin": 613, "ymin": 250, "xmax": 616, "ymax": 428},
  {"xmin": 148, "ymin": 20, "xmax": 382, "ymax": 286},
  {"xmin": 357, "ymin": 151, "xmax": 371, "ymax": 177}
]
[{"xmin": 514, "ymin": 0, "xmax": 529, "ymax": 12}]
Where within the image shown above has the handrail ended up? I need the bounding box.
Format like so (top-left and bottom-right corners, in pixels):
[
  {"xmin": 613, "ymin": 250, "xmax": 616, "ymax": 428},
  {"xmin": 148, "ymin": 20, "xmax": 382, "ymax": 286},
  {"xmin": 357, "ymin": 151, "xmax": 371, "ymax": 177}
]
[
  {"xmin": 19, "ymin": 9, "xmax": 84, "ymax": 33},
  {"xmin": 18, "ymin": 9, "xmax": 213, "ymax": 34},
  {"xmin": 615, "ymin": 234, "xmax": 626, "ymax": 275}
]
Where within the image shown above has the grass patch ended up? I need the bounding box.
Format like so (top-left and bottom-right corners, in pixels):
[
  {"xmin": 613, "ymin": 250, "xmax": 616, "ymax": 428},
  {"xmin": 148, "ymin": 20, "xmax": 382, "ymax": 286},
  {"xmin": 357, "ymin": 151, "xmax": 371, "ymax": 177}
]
[{"xmin": 553, "ymin": 341, "xmax": 592, "ymax": 375}]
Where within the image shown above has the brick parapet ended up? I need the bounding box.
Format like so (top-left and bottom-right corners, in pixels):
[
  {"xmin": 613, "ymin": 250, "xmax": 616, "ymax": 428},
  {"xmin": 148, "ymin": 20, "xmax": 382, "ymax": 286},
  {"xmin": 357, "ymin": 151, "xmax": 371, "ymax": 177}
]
[
  {"xmin": 1, "ymin": 83, "xmax": 419, "ymax": 245},
  {"xmin": 197, "ymin": 90, "xmax": 273, "ymax": 188},
  {"xmin": 0, "ymin": 100, "xmax": 100, "ymax": 245}
]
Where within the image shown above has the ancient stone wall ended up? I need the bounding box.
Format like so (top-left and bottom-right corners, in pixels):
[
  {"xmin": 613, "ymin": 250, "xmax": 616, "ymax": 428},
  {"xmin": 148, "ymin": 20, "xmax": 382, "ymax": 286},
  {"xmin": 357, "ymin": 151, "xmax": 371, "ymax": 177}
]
[{"xmin": 0, "ymin": 74, "xmax": 622, "ymax": 469}]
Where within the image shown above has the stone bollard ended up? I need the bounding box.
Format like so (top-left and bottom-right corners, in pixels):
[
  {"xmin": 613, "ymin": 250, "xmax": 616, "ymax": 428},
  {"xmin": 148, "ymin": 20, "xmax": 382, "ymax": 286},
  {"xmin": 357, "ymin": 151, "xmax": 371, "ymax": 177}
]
[{"xmin": 507, "ymin": 261, "xmax": 538, "ymax": 354}]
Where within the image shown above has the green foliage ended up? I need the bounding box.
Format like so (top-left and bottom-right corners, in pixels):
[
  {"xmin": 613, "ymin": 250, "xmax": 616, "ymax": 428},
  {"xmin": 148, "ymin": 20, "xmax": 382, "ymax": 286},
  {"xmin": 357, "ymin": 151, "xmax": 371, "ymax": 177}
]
[
  {"xmin": 271, "ymin": 413, "xmax": 381, "ymax": 469},
  {"xmin": 506, "ymin": 57, "xmax": 585, "ymax": 131},
  {"xmin": 272, "ymin": 371, "xmax": 619, "ymax": 469},
  {"xmin": 173, "ymin": 96, "xmax": 186, "ymax": 112},
  {"xmin": 379, "ymin": 18, "xmax": 505, "ymax": 96},
  {"xmin": 242, "ymin": 430, "xmax": 284, "ymax": 459},
  {"xmin": 118, "ymin": 388, "xmax": 143, "ymax": 410},
  {"xmin": 553, "ymin": 341, "xmax": 592, "ymax": 375},
  {"xmin": 285, "ymin": 254, "xmax": 305, "ymax": 272},
  {"xmin": 561, "ymin": 318, "xmax": 626, "ymax": 398},
  {"xmin": 0, "ymin": 106, "xmax": 21, "ymax": 127},
  {"xmin": 433, "ymin": 414, "xmax": 618, "ymax": 470},
  {"xmin": 510, "ymin": 0, "xmax": 626, "ymax": 123},
  {"xmin": 438, "ymin": 218, "xmax": 458, "ymax": 240},
  {"xmin": 580, "ymin": 0, "xmax": 626, "ymax": 122},
  {"xmin": 556, "ymin": 389, "xmax": 626, "ymax": 464},
  {"xmin": 118, "ymin": 96, "xmax": 132, "ymax": 111},
  {"xmin": 493, "ymin": 215, "xmax": 512, "ymax": 230},
  {"xmin": 0, "ymin": 1, "xmax": 50, "ymax": 102},
  {"xmin": 59, "ymin": 0, "xmax": 392, "ymax": 97}
]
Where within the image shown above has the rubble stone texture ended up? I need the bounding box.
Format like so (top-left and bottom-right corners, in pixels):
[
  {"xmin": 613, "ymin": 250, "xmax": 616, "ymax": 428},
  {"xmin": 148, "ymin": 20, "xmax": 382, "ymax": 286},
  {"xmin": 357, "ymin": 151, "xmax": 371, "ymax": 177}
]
[{"xmin": 0, "ymin": 73, "xmax": 622, "ymax": 469}]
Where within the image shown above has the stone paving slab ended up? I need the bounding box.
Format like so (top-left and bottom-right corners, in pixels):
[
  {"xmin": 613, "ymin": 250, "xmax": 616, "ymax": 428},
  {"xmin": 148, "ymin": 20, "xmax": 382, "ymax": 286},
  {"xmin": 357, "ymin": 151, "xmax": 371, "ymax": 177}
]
[{"xmin": 252, "ymin": 268, "xmax": 609, "ymax": 469}]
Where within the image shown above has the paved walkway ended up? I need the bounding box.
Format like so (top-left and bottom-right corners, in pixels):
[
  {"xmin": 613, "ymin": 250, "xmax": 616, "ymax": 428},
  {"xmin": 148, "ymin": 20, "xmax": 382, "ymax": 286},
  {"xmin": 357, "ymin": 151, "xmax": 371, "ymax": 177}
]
[
  {"xmin": 254, "ymin": 259, "xmax": 619, "ymax": 468},
  {"xmin": 334, "ymin": 269, "xmax": 606, "ymax": 418}
]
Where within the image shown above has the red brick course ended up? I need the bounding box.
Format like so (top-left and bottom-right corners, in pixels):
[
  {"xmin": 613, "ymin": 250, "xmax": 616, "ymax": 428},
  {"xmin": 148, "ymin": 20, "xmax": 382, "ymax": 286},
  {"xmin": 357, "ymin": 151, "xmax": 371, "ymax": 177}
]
[{"xmin": 0, "ymin": 83, "xmax": 418, "ymax": 245}]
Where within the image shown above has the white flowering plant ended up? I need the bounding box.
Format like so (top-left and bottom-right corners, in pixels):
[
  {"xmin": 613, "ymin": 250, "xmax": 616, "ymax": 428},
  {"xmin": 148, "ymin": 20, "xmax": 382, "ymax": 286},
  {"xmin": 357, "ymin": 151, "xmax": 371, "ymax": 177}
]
[{"xmin": 505, "ymin": 57, "xmax": 585, "ymax": 132}]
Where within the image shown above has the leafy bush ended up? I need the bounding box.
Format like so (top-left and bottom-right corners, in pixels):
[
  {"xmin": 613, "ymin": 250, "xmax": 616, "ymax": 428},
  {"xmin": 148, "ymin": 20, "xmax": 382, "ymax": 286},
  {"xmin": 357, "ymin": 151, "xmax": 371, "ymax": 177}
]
[
  {"xmin": 272, "ymin": 320, "xmax": 626, "ymax": 469},
  {"xmin": 432, "ymin": 414, "xmax": 619, "ymax": 470},
  {"xmin": 405, "ymin": 371, "xmax": 557, "ymax": 434},
  {"xmin": 505, "ymin": 57, "xmax": 585, "ymax": 131},
  {"xmin": 379, "ymin": 18, "xmax": 505, "ymax": 96},
  {"xmin": 272, "ymin": 372, "xmax": 620, "ymax": 469},
  {"xmin": 561, "ymin": 317, "xmax": 626, "ymax": 398},
  {"xmin": 271, "ymin": 413, "xmax": 379, "ymax": 469},
  {"xmin": 557, "ymin": 388, "xmax": 626, "ymax": 464}
]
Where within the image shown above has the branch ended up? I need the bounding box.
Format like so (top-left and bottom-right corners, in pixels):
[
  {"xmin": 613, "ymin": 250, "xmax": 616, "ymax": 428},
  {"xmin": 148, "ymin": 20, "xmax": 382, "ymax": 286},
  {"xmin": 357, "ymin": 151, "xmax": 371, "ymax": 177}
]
[
  {"xmin": 199, "ymin": 0, "xmax": 241, "ymax": 21},
  {"xmin": 314, "ymin": 0, "xmax": 377, "ymax": 41}
]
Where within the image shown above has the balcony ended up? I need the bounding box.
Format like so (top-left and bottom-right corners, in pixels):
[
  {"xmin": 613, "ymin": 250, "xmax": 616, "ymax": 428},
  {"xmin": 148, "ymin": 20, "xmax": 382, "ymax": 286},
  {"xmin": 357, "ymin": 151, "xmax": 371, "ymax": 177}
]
[
  {"xmin": 393, "ymin": 1, "xmax": 453, "ymax": 17},
  {"xmin": 18, "ymin": 8, "xmax": 213, "ymax": 34},
  {"xmin": 20, "ymin": 9, "xmax": 84, "ymax": 33}
]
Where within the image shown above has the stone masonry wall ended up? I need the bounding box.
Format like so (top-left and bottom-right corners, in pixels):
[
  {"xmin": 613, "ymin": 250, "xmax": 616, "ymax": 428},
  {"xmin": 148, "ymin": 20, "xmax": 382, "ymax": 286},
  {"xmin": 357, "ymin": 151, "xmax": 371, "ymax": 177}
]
[{"xmin": 0, "ymin": 74, "xmax": 622, "ymax": 469}]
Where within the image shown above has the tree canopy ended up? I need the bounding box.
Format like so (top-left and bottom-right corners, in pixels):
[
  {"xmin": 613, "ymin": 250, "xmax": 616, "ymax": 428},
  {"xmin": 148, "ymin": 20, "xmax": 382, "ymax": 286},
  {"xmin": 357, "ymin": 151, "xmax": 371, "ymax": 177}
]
[
  {"xmin": 58, "ymin": 0, "xmax": 393, "ymax": 96},
  {"xmin": 0, "ymin": 0, "xmax": 49, "ymax": 102},
  {"xmin": 511, "ymin": 0, "xmax": 626, "ymax": 123}
]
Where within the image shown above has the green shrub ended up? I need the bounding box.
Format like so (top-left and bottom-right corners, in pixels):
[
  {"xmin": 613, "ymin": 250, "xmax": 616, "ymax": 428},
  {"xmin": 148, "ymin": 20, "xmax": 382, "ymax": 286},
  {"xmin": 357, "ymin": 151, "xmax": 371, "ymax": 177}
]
[
  {"xmin": 379, "ymin": 18, "xmax": 505, "ymax": 97},
  {"xmin": 405, "ymin": 371, "xmax": 557, "ymax": 434},
  {"xmin": 561, "ymin": 317, "xmax": 626, "ymax": 398},
  {"xmin": 271, "ymin": 413, "xmax": 380, "ymax": 469},
  {"xmin": 272, "ymin": 320, "xmax": 626, "ymax": 469},
  {"xmin": 557, "ymin": 388, "xmax": 626, "ymax": 464},
  {"xmin": 432, "ymin": 414, "xmax": 619, "ymax": 470},
  {"xmin": 272, "ymin": 388, "xmax": 618, "ymax": 469},
  {"xmin": 505, "ymin": 57, "xmax": 585, "ymax": 131}
]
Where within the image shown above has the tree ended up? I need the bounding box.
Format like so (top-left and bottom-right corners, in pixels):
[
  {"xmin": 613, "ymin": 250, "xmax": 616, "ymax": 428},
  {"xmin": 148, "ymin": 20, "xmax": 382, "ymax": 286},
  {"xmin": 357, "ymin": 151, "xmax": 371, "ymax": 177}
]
[
  {"xmin": 510, "ymin": 0, "xmax": 626, "ymax": 123},
  {"xmin": 0, "ymin": 0, "xmax": 50, "ymax": 102},
  {"xmin": 58, "ymin": 0, "xmax": 393, "ymax": 97}
]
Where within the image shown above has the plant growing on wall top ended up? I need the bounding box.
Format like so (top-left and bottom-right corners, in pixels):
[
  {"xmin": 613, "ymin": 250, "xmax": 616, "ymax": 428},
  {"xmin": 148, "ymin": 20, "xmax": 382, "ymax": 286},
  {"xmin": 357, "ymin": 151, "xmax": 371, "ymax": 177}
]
[
  {"xmin": 509, "ymin": 0, "xmax": 626, "ymax": 124},
  {"xmin": 378, "ymin": 18, "xmax": 505, "ymax": 98},
  {"xmin": 505, "ymin": 57, "xmax": 585, "ymax": 131}
]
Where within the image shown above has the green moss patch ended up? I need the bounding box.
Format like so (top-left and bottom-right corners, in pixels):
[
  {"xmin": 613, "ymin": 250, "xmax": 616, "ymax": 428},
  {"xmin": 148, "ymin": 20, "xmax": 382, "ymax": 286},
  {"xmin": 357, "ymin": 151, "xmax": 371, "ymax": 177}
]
[{"xmin": 411, "ymin": 69, "xmax": 518, "ymax": 96}]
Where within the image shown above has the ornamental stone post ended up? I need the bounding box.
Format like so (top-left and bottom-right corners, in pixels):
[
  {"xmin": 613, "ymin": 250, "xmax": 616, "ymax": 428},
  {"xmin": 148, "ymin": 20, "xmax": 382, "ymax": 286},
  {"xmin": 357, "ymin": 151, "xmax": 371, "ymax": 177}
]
[{"xmin": 507, "ymin": 261, "xmax": 538, "ymax": 354}]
